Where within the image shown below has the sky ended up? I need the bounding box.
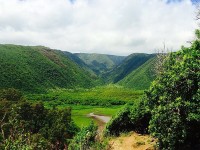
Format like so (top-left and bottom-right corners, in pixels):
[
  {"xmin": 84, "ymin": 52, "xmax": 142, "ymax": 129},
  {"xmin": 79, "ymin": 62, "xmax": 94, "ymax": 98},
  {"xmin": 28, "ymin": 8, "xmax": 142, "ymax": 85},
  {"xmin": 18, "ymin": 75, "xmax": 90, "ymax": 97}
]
[{"xmin": 0, "ymin": 0, "xmax": 199, "ymax": 56}]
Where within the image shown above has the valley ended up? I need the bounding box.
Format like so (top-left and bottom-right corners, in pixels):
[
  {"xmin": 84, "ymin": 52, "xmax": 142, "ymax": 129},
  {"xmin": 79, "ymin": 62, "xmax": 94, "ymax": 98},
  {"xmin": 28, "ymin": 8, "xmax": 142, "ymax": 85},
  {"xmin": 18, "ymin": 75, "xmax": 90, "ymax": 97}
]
[
  {"xmin": 0, "ymin": 44, "xmax": 156, "ymax": 149},
  {"xmin": 0, "ymin": 44, "xmax": 153, "ymax": 131},
  {"xmin": 0, "ymin": 41, "xmax": 199, "ymax": 149},
  {"xmin": 0, "ymin": 0, "xmax": 199, "ymax": 149}
]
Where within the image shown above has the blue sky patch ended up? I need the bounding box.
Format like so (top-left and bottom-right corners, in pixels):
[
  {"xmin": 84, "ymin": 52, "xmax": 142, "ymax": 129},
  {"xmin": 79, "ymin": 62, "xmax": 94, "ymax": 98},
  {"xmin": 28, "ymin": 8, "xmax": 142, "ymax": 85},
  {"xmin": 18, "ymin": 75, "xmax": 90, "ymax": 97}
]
[
  {"xmin": 167, "ymin": 0, "xmax": 200, "ymax": 4},
  {"xmin": 69, "ymin": 0, "xmax": 76, "ymax": 4}
]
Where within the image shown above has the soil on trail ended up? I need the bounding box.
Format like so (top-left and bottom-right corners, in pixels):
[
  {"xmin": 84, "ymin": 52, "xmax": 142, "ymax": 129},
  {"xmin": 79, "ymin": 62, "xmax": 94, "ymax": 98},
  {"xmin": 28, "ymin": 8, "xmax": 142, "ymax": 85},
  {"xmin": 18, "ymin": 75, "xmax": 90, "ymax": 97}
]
[
  {"xmin": 87, "ymin": 113, "xmax": 156, "ymax": 150},
  {"xmin": 108, "ymin": 132, "xmax": 156, "ymax": 150}
]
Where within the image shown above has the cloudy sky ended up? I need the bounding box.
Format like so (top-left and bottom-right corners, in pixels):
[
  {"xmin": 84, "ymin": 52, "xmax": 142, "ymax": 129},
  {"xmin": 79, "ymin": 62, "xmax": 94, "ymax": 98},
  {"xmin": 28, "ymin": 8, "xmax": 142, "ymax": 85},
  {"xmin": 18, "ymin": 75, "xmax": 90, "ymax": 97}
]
[{"xmin": 0, "ymin": 0, "xmax": 199, "ymax": 55}]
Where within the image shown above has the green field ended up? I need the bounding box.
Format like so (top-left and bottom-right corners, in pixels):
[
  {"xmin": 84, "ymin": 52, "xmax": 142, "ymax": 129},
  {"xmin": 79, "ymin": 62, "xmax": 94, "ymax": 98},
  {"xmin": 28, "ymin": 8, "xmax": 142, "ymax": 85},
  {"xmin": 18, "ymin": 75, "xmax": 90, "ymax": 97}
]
[
  {"xmin": 71, "ymin": 105, "xmax": 122, "ymax": 127},
  {"xmin": 26, "ymin": 85, "xmax": 143, "ymax": 106},
  {"xmin": 26, "ymin": 85, "xmax": 143, "ymax": 127}
]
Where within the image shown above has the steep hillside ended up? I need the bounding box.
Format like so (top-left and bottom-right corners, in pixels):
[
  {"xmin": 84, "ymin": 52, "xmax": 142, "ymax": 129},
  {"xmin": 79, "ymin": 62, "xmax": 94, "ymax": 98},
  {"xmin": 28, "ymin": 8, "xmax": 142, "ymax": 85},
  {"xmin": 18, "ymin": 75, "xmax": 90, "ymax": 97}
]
[
  {"xmin": 74, "ymin": 53, "xmax": 125, "ymax": 75},
  {"xmin": 118, "ymin": 57, "xmax": 157, "ymax": 90},
  {"xmin": 63, "ymin": 51, "xmax": 96, "ymax": 76},
  {"xmin": 104, "ymin": 53, "xmax": 156, "ymax": 83},
  {"xmin": 0, "ymin": 44, "xmax": 96, "ymax": 92}
]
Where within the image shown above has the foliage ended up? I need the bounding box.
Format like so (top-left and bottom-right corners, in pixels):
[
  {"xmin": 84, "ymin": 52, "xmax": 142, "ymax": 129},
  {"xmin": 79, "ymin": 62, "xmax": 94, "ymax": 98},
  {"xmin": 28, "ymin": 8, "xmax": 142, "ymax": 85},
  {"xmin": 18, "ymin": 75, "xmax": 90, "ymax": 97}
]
[
  {"xmin": 0, "ymin": 45, "xmax": 96, "ymax": 93},
  {"xmin": 90, "ymin": 138, "xmax": 110, "ymax": 150},
  {"xmin": 118, "ymin": 57, "xmax": 157, "ymax": 90},
  {"xmin": 0, "ymin": 88, "xmax": 23, "ymax": 101},
  {"xmin": 145, "ymin": 33, "xmax": 200, "ymax": 149},
  {"xmin": 68, "ymin": 122, "xmax": 97, "ymax": 150},
  {"xmin": 4, "ymin": 132, "xmax": 51, "ymax": 150},
  {"xmin": 0, "ymin": 96, "xmax": 79, "ymax": 149},
  {"xmin": 26, "ymin": 85, "xmax": 143, "ymax": 107},
  {"xmin": 104, "ymin": 99, "xmax": 150, "ymax": 136},
  {"xmin": 26, "ymin": 85, "xmax": 142, "ymax": 128}
]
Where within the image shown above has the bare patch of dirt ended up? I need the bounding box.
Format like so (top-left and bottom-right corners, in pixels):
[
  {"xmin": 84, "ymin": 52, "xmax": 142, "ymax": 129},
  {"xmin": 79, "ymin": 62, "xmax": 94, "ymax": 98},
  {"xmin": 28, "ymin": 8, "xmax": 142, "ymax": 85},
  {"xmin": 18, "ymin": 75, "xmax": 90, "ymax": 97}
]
[{"xmin": 108, "ymin": 132, "xmax": 156, "ymax": 150}]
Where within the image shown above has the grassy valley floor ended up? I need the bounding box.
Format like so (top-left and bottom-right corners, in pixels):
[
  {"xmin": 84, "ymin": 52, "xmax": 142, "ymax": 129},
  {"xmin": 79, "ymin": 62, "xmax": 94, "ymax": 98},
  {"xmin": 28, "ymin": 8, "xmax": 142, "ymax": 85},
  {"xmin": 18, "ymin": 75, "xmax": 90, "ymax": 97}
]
[
  {"xmin": 71, "ymin": 105, "xmax": 121, "ymax": 127},
  {"xmin": 26, "ymin": 85, "xmax": 143, "ymax": 128}
]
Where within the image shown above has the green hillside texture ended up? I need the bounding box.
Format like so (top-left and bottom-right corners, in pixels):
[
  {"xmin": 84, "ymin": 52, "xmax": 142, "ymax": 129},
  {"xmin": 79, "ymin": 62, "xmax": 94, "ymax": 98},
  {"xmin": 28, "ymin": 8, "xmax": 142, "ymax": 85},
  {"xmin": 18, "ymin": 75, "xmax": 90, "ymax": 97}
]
[
  {"xmin": 74, "ymin": 53, "xmax": 125, "ymax": 75},
  {"xmin": 0, "ymin": 44, "xmax": 96, "ymax": 92},
  {"xmin": 63, "ymin": 51, "xmax": 96, "ymax": 76},
  {"xmin": 118, "ymin": 57, "xmax": 157, "ymax": 90},
  {"xmin": 104, "ymin": 53, "xmax": 156, "ymax": 83}
]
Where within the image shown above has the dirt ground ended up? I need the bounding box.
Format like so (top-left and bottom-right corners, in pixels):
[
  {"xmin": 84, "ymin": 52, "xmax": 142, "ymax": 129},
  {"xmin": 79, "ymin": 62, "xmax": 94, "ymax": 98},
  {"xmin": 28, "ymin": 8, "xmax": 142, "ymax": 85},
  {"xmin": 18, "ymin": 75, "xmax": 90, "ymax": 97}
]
[
  {"xmin": 108, "ymin": 132, "xmax": 156, "ymax": 150},
  {"xmin": 89, "ymin": 114, "xmax": 156, "ymax": 150}
]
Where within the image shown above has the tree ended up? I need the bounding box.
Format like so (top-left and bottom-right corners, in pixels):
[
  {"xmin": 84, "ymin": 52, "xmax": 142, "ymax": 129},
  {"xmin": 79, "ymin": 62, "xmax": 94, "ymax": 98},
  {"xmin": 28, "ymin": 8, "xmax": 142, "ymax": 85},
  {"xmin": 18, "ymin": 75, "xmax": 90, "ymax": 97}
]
[
  {"xmin": 0, "ymin": 88, "xmax": 22, "ymax": 101},
  {"xmin": 0, "ymin": 101, "xmax": 79, "ymax": 149},
  {"xmin": 145, "ymin": 32, "xmax": 200, "ymax": 149}
]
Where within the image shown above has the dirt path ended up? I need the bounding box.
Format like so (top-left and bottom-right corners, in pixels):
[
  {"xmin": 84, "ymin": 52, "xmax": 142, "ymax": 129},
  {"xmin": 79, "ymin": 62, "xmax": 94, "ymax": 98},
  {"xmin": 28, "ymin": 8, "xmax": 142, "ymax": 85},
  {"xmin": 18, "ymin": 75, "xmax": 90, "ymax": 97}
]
[
  {"xmin": 87, "ymin": 114, "xmax": 156, "ymax": 150},
  {"xmin": 108, "ymin": 132, "xmax": 156, "ymax": 150}
]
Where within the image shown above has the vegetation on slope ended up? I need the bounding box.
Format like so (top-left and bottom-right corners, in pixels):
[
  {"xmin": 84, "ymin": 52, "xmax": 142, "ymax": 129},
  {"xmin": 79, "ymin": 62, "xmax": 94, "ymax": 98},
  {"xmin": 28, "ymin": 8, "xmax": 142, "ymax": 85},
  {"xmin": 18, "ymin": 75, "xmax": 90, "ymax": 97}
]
[
  {"xmin": 146, "ymin": 30, "xmax": 200, "ymax": 149},
  {"xmin": 104, "ymin": 53, "xmax": 156, "ymax": 83},
  {"xmin": 118, "ymin": 57, "xmax": 157, "ymax": 90},
  {"xmin": 63, "ymin": 51, "xmax": 96, "ymax": 76},
  {"xmin": 75, "ymin": 53, "xmax": 125, "ymax": 75},
  {"xmin": 104, "ymin": 100, "xmax": 150, "ymax": 137},
  {"xmin": 0, "ymin": 45, "xmax": 96, "ymax": 93},
  {"xmin": 68, "ymin": 122, "xmax": 97, "ymax": 150},
  {"xmin": 105, "ymin": 30, "xmax": 200, "ymax": 150}
]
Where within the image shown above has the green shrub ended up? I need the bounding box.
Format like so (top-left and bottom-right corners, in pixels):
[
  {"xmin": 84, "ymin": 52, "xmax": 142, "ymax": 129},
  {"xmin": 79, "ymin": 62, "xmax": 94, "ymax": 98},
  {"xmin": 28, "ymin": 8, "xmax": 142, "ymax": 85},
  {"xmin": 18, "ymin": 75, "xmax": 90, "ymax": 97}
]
[
  {"xmin": 0, "ymin": 101, "xmax": 79, "ymax": 149},
  {"xmin": 4, "ymin": 133, "xmax": 51, "ymax": 150},
  {"xmin": 146, "ymin": 31, "xmax": 200, "ymax": 149},
  {"xmin": 68, "ymin": 122, "xmax": 97, "ymax": 150},
  {"xmin": 0, "ymin": 88, "xmax": 22, "ymax": 101},
  {"xmin": 104, "ymin": 100, "xmax": 150, "ymax": 136}
]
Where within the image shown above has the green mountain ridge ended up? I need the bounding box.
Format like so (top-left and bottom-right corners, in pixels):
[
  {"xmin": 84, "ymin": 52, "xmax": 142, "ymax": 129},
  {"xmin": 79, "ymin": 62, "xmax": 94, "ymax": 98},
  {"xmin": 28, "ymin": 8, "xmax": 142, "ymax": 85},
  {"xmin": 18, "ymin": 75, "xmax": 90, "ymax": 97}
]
[
  {"xmin": 74, "ymin": 53, "xmax": 126, "ymax": 75},
  {"xmin": 104, "ymin": 53, "xmax": 156, "ymax": 83},
  {"xmin": 0, "ymin": 44, "xmax": 96, "ymax": 92},
  {"xmin": 118, "ymin": 57, "xmax": 157, "ymax": 90},
  {"xmin": 63, "ymin": 51, "xmax": 96, "ymax": 76},
  {"xmin": 0, "ymin": 44, "xmax": 157, "ymax": 92}
]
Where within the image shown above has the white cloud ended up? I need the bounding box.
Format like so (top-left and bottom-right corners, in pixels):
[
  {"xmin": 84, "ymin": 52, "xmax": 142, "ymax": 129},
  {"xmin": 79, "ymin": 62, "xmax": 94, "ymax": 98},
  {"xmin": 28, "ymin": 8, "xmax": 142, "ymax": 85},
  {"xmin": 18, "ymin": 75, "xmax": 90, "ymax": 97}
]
[{"xmin": 0, "ymin": 0, "xmax": 198, "ymax": 55}]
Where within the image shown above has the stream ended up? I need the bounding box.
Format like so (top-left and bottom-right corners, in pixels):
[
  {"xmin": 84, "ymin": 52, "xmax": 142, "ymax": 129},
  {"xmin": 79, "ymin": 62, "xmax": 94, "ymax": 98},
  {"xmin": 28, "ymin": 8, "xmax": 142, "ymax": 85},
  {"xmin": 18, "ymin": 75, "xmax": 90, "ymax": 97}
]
[{"xmin": 88, "ymin": 113, "xmax": 111, "ymax": 123}]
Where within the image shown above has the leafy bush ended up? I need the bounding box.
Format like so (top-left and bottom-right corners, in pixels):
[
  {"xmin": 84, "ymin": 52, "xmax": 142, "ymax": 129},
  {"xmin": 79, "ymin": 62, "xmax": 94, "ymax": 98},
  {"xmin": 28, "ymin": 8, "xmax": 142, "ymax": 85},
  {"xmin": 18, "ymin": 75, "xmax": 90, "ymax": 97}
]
[
  {"xmin": 0, "ymin": 88, "xmax": 22, "ymax": 101},
  {"xmin": 0, "ymin": 101, "xmax": 79, "ymax": 149},
  {"xmin": 68, "ymin": 122, "xmax": 97, "ymax": 150},
  {"xmin": 146, "ymin": 30, "xmax": 200, "ymax": 149},
  {"xmin": 4, "ymin": 132, "xmax": 51, "ymax": 150},
  {"xmin": 104, "ymin": 100, "xmax": 150, "ymax": 136}
]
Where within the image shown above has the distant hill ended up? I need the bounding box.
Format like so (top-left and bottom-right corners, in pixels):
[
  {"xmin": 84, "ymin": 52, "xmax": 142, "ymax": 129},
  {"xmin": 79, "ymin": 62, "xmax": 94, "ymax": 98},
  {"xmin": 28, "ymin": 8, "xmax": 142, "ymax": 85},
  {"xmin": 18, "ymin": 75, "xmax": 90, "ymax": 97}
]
[
  {"xmin": 118, "ymin": 57, "xmax": 157, "ymax": 90},
  {"xmin": 74, "ymin": 53, "xmax": 125, "ymax": 75},
  {"xmin": 104, "ymin": 53, "xmax": 156, "ymax": 83},
  {"xmin": 63, "ymin": 51, "xmax": 96, "ymax": 76},
  {"xmin": 0, "ymin": 45, "xmax": 97, "ymax": 92}
]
